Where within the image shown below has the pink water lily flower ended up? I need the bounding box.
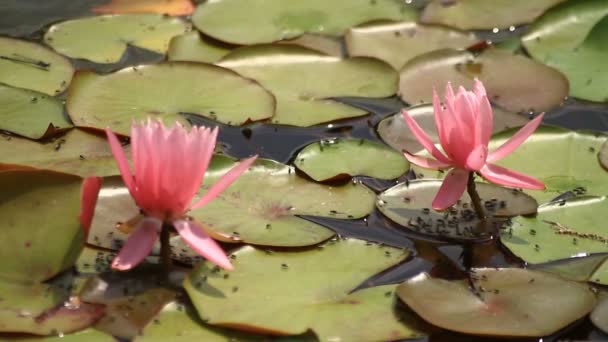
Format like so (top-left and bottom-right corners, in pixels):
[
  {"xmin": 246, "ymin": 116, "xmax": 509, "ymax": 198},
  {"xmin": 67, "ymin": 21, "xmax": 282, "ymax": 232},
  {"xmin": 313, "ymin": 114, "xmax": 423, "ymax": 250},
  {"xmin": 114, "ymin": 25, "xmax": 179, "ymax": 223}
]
[
  {"xmin": 402, "ymin": 79, "xmax": 545, "ymax": 210},
  {"xmin": 106, "ymin": 120, "xmax": 257, "ymax": 271}
]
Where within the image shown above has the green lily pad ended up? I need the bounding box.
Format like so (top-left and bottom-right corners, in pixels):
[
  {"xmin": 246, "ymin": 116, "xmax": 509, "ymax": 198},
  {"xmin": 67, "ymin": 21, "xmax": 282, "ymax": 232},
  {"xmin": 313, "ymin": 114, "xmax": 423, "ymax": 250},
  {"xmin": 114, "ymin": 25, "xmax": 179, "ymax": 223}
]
[
  {"xmin": 600, "ymin": 139, "xmax": 608, "ymax": 170},
  {"xmin": 501, "ymin": 196, "xmax": 608, "ymax": 277},
  {"xmin": 399, "ymin": 48, "xmax": 569, "ymax": 113},
  {"xmin": 0, "ymin": 37, "xmax": 73, "ymax": 96},
  {"xmin": 0, "ymin": 281, "xmax": 104, "ymax": 335},
  {"xmin": 590, "ymin": 259, "xmax": 608, "ymax": 284},
  {"xmin": 420, "ymin": 0, "xmax": 567, "ymax": 30},
  {"xmin": 0, "ymin": 84, "xmax": 71, "ymax": 139},
  {"xmin": 377, "ymin": 179, "xmax": 537, "ymax": 241},
  {"xmin": 168, "ymin": 32, "xmax": 234, "ymax": 64},
  {"xmin": 218, "ymin": 45, "xmax": 397, "ymax": 126},
  {"xmin": 278, "ymin": 34, "xmax": 343, "ymax": 56},
  {"xmin": 294, "ymin": 138, "xmax": 408, "ymax": 181},
  {"xmin": 591, "ymin": 293, "xmax": 608, "ymax": 334},
  {"xmin": 529, "ymin": 254, "xmax": 608, "ymax": 282},
  {"xmin": 137, "ymin": 301, "xmax": 265, "ymax": 341},
  {"xmin": 185, "ymin": 239, "xmax": 426, "ymax": 340},
  {"xmin": 0, "ymin": 170, "xmax": 85, "ymax": 284},
  {"xmin": 66, "ymin": 62, "xmax": 275, "ymax": 135},
  {"xmin": 377, "ymin": 103, "xmax": 528, "ymax": 154},
  {"xmin": 44, "ymin": 14, "xmax": 188, "ymax": 64},
  {"xmin": 190, "ymin": 158, "xmax": 376, "ymax": 246},
  {"xmin": 191, "ymin": 0, "xmax": 416, "ymax": 45},
  {"xmin": 397, "ymin": 268, "xmax": 596, "ymax": 337},
  {"xmin": 522, "ymin": 0, "xmax": 608, "ymax": 102},
  {"xmin": 345, "ymin": 21, "xmax": 478, "ymax": 71},
  {"xmin": 0, "ymin": 128, "xmax": 124, "ymax": 178},
  {"xmin": 1, "ymin": 328, "xmax": 115, "ymax": 341}
]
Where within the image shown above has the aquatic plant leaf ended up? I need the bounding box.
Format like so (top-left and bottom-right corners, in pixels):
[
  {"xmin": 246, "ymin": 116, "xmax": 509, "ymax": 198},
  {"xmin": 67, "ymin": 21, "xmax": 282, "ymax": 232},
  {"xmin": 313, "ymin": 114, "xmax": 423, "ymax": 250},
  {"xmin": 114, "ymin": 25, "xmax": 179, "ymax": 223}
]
[
  {"xmin": 5, "ymin": 329, "xmax": 115, "ymax": 341},
  {"xmin": 0, "ymin": 128, "xmax": 124, "ymax": 177},
  {"xmin": 191, "ymin": 0, "xmax": 416, "ymax": 44},
  {"xmin": 92, "ymin": 0, "xmax": 194, "ymax": 16},
  {"xmin": 420, "ymin": 0, "xmax": 567, "ymax": 30},
  {"xmin": 377, "ymin": 179, "xmax": 537, "ymax": 242},
  {"xmin": 0, "ymin": 84, "xmax": 71, "ymax": 139},
  {"xmin": 397, "ymin": 268, "xmax": 596, "ymax": 337},
  {"xmin": 399, "ymin": 48, "xmax": 569, "ymax": 113},
  {"xmin": 600, "ymin": 140, "xmax": 608, "ymax": 170},
  {"xmin": 529, "ymin": 254, "xmax": 608, "ymax": 282},
  {"xmin": 0, "ymin": 281, "xmax": 104, "ymax": 335},
  {"xmin": 189, "ymin": 157, "xmax": 375, "ymax": 246},
  {"xmin": 0, "ymin": 37, "xmax": 73, "ymax": 96},
  {"xmin": 67, "ymin": 63, "xmax": 275, "ymax": 134},
  {"xmin": 591, "ymin": 293, "xmax": 608, "ymax": 334},
  {"xmin": 294, "ymin": 138, "xmax": 409, "ymax": 181},
  {"xmin": 218, "ymin": 45, "xmax": 397, "ymax": 126},
  {"xmin": 185, "ymin": 239, "xmax": 426, "ymax": 340},
  {"xmin": 523, "ymin": 0, "xmax": 608, "ymax": 102},
  {"xmin": 168, "ymin": 32, "xmax": 234, "ymax": 64},
  {"xmin": 501, "ymin": 196, "xmax": 608, "ymax": 284},
  {"xmin": 44, "ymin": 14, "xmax": 188, "ymax": 64},
  {"xmin": 0, "ymin": 170, "xmax": 85, "ymax": 284},
  {"xmin": 377, "ymin": 103, "xmax": 528, "ymax": 154},
  {"xmin": 345, "ymin": 21, "xmax": 478, "ymax": 70}
]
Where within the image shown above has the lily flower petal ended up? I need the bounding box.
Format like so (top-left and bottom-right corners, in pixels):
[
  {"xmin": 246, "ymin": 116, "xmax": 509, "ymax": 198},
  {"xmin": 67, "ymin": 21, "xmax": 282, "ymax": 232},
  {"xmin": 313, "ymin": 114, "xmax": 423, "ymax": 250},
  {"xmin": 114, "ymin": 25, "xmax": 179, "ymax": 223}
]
[
  {"xmin": 487, "ymin": 113, "xmax": 545, "ymax": 163},
  {"xmin": 105, "ymin": 128, "xmax": 136, "ymax": 194},
  {"xmin": 174, "ymin": 219, "xmax": 233, "ymax": 271},
  {"xmin": 111, "ymin": 217, "xmax": 161, "ymax": 271},
  {"xmin": 80, "ymin": 176, "xmax": 102, "ymax": 239},
  {"xmin": 401, "ymin": 109, "xmax": 452, "ymax": 164},
  {"xmin": 476, "ymin": 94, "xmax": 493, "ymax": 147},
  {"xmin": 190, "ymin": 155, "xmax": 257, "ymax": 210},
  {"xmin": 403, "ymin": 151, "xmax": 451, "ymax": 170},
  {"xmin": 464, "ymin": 144, "xmax": 487, "ymax": 171},
  {"xmin": 432, "ymin": 168, "xmax": 469, "ymax": 210},
  {"xmin": 480, "ymin": 164, "xmax": 545, "ymax": 190}
]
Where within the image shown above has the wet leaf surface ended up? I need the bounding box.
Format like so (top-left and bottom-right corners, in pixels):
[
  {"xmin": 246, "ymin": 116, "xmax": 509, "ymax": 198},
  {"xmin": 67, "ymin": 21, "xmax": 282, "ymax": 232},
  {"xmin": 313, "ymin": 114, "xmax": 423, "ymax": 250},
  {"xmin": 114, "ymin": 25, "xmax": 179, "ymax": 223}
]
[
  {"xmin": 218, "ymin": 45, "xmax": 397, "ymax": 126},
  {"xmin": 191, "ymin": 0, "xmax": 416, "ymax": 44},
  {"xmin": 184, "ymin": 238, "xmax": 426, "ymax": 340},
  {"xmin": 92, "ymin": 0, "xmax": 194, "ymax": 16},
  {"xmin": 397, "ymin": 268, "xmax": 596, "ymax": 337}
]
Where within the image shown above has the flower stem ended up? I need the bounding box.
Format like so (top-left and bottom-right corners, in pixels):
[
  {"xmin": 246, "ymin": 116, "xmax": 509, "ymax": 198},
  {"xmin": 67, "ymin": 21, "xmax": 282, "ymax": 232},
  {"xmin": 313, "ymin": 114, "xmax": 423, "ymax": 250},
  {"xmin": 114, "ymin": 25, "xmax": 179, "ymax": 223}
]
[
  {"xmin": 466, "ymin": 173, "xmax": 486, "ymax": 221},
  {"xmin": 160, "ymin": 223, "xmax": 172, "ymax": 277}
]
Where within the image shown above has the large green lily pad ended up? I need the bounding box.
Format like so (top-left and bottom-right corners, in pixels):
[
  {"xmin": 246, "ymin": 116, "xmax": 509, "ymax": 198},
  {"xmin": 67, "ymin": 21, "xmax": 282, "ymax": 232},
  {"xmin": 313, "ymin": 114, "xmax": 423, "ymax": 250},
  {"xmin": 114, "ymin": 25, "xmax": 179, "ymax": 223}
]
[
  {"xmin": 378, "ymin": 179, "xmax": 537, "ymax": 241},
  {"xmin": 529, "ymin": 254, "xmax": 608, "ymax": 282},
  {"xmin": 0, "ymin": 128, "xmax": 123, "ymax": 178},
  {"xmin": 185, "ymin": 239, "xmax": 426, "ymax": 340},
  {"xmin": 67, "ymin": 62, "xmax": 275, "ymax": 135},
  {"xmin": 44, "ymin": 14, "xmax": 188, "ymax": 64},
  {"xmin": 522, "ymin": 0, "xmax": 608, "ymax": 102},
  {"xmin": 0, "ymin": 37, "xmax": 73, "ymax": 96},
  {"xmin": 345, "ymin": 21, "xmax": 478, "ymax": 71},
  {"xmin": 218, "ymin": 45, "xmax": 397, "ymax": 126},
  {"xmin": 168, "ymin": 32, "xmax": 234, "ymax": 64},
  {"xmin": 191, "ymin": 0, "xmax": 416, "ymax": 45},
  {"xmin": 501, "ymin": 196, "xmax": 608, "ymax": 284},
  {"xmin": 0, "ymin": 170, "xmax": 85, "ymax": 284},
  {"xmin": 397, "ymin": 268, "xmax": 596, "ymax": 337},
  {"xmin": 399, "ymin": 48, "xmax": 569, "ymax": 113},
  {"xmin": 377, "ymin": 103, "xmax": 528, "ymax": 154},
  {"xmin": 0, "ymin": 281, "xmax": 104, "ymax": 335},
  {"xmin": 591, "ymin": 293, "xmax": 608, "ymax": 334},
  {"xmin": 190, "ymin": 157, "xmax": 376, "ymax": 246},
  {"xmin": 420, "ymin": 0, "xmax": 567, "ymax": 30},
  {"xmin": 0, "ymin": 84, "xmax": 71, "ymax": 139},
  {"xmin": 294, "ymin": 138, "xmax": 408, "ymax": 181}
]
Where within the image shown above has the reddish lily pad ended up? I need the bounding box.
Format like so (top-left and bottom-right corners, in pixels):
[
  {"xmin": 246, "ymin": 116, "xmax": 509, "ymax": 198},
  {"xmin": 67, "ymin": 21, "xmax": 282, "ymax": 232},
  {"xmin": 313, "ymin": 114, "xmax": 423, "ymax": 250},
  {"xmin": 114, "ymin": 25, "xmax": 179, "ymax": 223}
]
[
  {"xmin": 397, "ymin": 268, "xmax": 596, "ymax": 337},
  {"xmin": 189, "ymin": 157, "xmax": 376, "ymax": 246},
  {"xmin": 67, "ymin": 63, "xmax": 275, "ymax": 135},
  {"xmin": 0, "ymin": 129, "xmax": 124, "ymax": 178},
  {"xmin": 377, "ymin": 103, "xmax": 528, "ymax": 154},
  {"xmin": 0, "ymin": 37, "xmax": 73, "ymax": 96},
  {"xmin": 184, "ymin": 239, "xmax": 426, "ymax": 340},
  {"xmin": 218, "ymin": 45, "xmax": 397, "ymax": 126},
  {"xmin": 420, "ymin": 0, "xmax": 567, "ymax": 30},
  {"xmin": 345, "ymin": 21, "xmax": 478, "ymax": 71},
  {"xmin": 44, "ymin": 14, "xmax": 188, "ymax": 64},
  {"xmin": 294, "ymin": 138, "xmax": 408, "ymax": 181},
  {"xmin": 0, "ymin": 84, "xmax": 71, "ymax": 139},
  {"xmin": 191, "ymin": 0, "xmax": 416, "ymax": 45},
  {"xmin": 0, "ymin": 281, "xmax": 104, "ymax": 335},
  {"xmin": 399, "ymin": 48, "xmax": 569, "ymax": 113},
  {"xmin": 377, "ymin": 179, "xmax": 537, "ymax": 241},
  {"xmin": 92, "ymin": 0, "xmax": 194, "ymax": 16},
  {"xmin": 0, "ymin": 170, "xmax": 85, "ymax": 284}
]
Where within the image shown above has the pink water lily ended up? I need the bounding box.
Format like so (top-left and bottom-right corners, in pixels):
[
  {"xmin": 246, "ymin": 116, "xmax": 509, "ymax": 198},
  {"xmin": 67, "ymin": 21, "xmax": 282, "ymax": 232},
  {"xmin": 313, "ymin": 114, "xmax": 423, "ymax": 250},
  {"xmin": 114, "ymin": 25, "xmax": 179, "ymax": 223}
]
[
  {"xmin": 402, "ymin": 79, "xmax": 545, "ymax": 210},
  {"xmin": 106, "ymin": 120, "xmax": 257, "ymax": 271}
]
